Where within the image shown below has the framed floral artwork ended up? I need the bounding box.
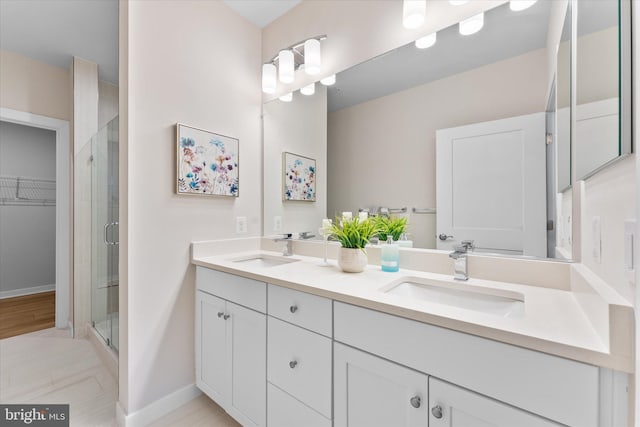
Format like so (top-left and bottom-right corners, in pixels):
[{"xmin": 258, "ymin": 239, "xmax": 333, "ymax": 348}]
[
  {"xmin": 283, "ymin": 152, "xmax": 316, "ymax": 202},
  {"xmin": 176, "ymin": 124, "xmax": 239, "ymax": 197}
]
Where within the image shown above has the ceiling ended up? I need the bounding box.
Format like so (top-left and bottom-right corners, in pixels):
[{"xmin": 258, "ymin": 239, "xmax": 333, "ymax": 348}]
[
  {"xmin": 223, "ymin": 0, "xmax": 300, "ymax": 28},
  {"xmin": 0, "ymin": 0, "xmax": 119, "ymax": 84},
  {"xmin": 0, "ymin": 0, "xmax": 298, "ymax": 85}
]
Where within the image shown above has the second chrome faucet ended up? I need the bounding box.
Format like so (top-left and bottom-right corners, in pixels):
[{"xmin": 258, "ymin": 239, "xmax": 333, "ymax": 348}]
[{"xmin": 449, "ymin": 240, "xmax": 474, "ymax": 280}]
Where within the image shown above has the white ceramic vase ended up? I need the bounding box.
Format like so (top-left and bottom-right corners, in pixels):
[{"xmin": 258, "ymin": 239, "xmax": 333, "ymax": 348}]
[{"xmin": 338, "ymin": 247, "xmax": 368, "ymax": 273}]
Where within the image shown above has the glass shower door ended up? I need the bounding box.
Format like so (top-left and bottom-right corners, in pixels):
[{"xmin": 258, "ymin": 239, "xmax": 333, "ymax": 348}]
[{"xmin": 91, "ymin": 117, "xmax": 119, "ymax": 351}]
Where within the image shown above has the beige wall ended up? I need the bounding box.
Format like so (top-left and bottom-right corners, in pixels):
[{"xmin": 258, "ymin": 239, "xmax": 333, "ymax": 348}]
[
  {"xmin": 0, "ymin": 49, "xmax": 71, "ymax": 121},
  {"xmin": 262, "ymin": 0, "xmax": 507, "ymax": 100},
  {"xmin": 328, "ymin": 49, "xmax": 547, "ymax": 248},
  {"xmin": 263, "ymin": 87, "xmax": 327, "ymax": 236},
  {"xmin": 121, "ymin": 0, "xmax": 262, "ymax": 414}
]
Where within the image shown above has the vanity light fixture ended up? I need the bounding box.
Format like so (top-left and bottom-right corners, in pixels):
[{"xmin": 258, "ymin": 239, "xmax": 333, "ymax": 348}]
[
  {"xmin": 320, "ymin": 74, "xmax": 336, "ymax": 86},
  {"xmin": 278, "ymin": 50, "xmax": 295, "ymax": 84},
  {"xmin": 279, "ymin": 92, "xmax": 293, "ymax": 102},
  {"xmin": 304, "ymin": 39, "xmax": 321, "ymax": 75},
  {"xmin": 449, "ymin": 1, "xmax": 469, "ymax": 5},
  {"xmin": 415, "ymin": 32, "xmax": 437, "ymax": 49},
  {"xmin": 403, "ymin": 0, "xmax": 426, "ymax": 29},
  {"xmin": 262, "ymin": 63, "xmax": 277, "ymax": 94},
  {"xmin": 301, "ymin": 82, "xmax": 315, "ymax": 96},
  {"xmin": 262, "ymin": 35, "xmax": 327, "ymax": 93},
  {"xmin": 459, "ymin": 12, "xmax": 484, "ymax": 35},
  {"xmin": 509, "ymin": 0, "xmax": 538, "ymax": 11}
]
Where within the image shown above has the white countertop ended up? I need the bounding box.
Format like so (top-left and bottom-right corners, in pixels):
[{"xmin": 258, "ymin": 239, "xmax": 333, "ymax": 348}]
[{"xmin": 192, "ymin": 248, "xmax": 634, "ymax": 372}]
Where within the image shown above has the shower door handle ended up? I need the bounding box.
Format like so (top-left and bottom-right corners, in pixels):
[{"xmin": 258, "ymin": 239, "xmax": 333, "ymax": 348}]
[
  {"xmin": 104, "ymin": 223, "xmax": 113, "ymax": 245},
  {"xmin": 104, "ymin": 222, "xmax": 119, "ymax": 245},
  {"xmin": 111, "ymin": 221, "xmax": 119, "ymax": 245}
]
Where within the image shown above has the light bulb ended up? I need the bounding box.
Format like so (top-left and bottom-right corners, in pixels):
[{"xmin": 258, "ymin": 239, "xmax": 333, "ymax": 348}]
[
  {"xmin": 459, "ymin": 12, "xmax": 484, "ymax": 35},
  {"xmin": 301, "ymin": 82, "xmax": 315, "ymax": 96},
  {"xmin": 304, "ymin": 39, "xmax": 321, "ymax": 75},
  {"xmin": 261, "ymin": 63, "xmax": 276, "ymax": 94},
  {"xmin": 320, "ymin": 74, "xmax": 336, "ymax": 86},
  {"xmin": 415, "ymin": 32, "xmax": 436, "ymax": 49},
  {"xmin": 279, "ymin": 92, "xmax": 293, "ymax": 102},
  {"xmin": 278, "ymin": 50, "xmax": 294, "ymax": 84},
  {"xmin": 510, "ymin": 0, "xmax": 537, "ymax": 11},
  {"xmin": 402, "ymin": 0, "xmax": 426, "ymax": 29}
]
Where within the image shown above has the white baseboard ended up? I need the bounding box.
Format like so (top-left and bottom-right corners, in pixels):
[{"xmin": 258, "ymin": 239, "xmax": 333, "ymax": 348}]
[
  {"xmin": 117, "ymin": 384, "xmax": 202, "ymax": 427},
  {"xmin": 0, "ymin": 284, "xmax": 55, "ymax": 299}
]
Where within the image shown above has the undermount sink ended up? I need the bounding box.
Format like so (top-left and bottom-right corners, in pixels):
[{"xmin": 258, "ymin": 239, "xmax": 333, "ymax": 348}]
[
  {"xmin": 380, "ymin": 277, "xmax": 524, "ymax": 318},
  {"xmin": 230, "ymin": 254, "xmax": 300, "ymax": 268}
]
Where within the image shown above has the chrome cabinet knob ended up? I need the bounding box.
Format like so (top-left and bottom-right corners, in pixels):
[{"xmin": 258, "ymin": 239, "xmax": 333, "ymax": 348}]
[
  {"xmin": 431, "ymin": 405, "xmax": 443, "ymax": 419},
  {"xmin": 289, "ymin": 360, "xmax": 298, "ymax": 369},
  {"xmin": 217, "ymin": 312, "xmax": 224, "ymax": 318},
  {"xmin": 289, "ymin": 305, "xmax": 298, "ymax": 313},
  {"xmin": 223, "ymin": 314, "xmax": 230, "ymax": 320},
  {"xmin": 410, "ymin": 396, "xmax": 421, "ymax": 408}
]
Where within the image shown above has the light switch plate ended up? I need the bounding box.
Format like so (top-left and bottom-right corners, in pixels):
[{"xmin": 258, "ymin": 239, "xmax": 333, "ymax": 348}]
[
  {"xmin": 624, "ymin": 219, "xmax": 635, "ymax": 284},
  {"xmin": 273, "ymin": 216, "xmax": 282, "ymax": 232},
  {"xmin": 236, "ymin": 216, "xmax": 247, "ymax": 234},
  {"xmin": 592, "ymin": 216, "xmax": 601, "ymax": 263}
]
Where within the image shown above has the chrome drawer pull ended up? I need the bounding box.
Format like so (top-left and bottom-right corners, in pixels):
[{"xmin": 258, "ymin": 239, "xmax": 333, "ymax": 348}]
[
  {"xmin": 217, "ymin": 312, "xmax": 224, "ymax": 318},
  {"xmin": 431, "ymin": 404, "xmax": 443, "ymax": 418},
  {"xmin": 410, "ymin": 396, "xmax": 421, "ymax": 408},
  {"xmin": 289, "ymin": 305, "xmax": 298, "ymax": 313},
  {"xmin": 223, "ymin": 314, "xmax": 230, "ymax": 320},
  {"xmin": 289, "ymin": 360, "xmax": 298, "ymax": 369}
]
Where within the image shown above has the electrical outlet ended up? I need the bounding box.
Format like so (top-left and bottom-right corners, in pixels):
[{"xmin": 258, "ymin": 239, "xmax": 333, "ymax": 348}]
[
  {"xmin": 236, "ymin": 216, "xmax": 247, "ymax": 234},
  {"xmin": 273, "ymin": 216, "xmax": 282, "ymax": 232}
]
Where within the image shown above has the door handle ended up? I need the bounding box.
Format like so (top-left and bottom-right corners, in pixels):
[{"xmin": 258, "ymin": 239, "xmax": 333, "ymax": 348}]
[{"xmin": 438, "ymin": 233, "xmax": 454, "ymax": 241}]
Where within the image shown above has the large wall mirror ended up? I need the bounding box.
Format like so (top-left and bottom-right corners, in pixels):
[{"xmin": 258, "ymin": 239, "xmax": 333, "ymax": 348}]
[
  {"xmin": 263, "ymin": 0, "xmax": 629, "ymax": 262},
  {"xmin": 575, "ymin": 0, "xmax": 632, "ymax": 180}
]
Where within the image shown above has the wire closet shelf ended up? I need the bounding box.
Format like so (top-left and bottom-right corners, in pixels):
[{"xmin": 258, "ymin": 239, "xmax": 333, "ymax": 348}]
[{"xmin": 0, "ymin": 176, "xmax": 56, "ymax": 206}]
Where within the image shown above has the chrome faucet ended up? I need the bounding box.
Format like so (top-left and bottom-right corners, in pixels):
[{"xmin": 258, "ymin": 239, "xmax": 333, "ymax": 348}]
[
  {"xmin": 298, "ymin": 231, "xmax": 315, "ymax": 240},
  {"xmin": 274, "ymin": 233, "xmax": 293, "ymax": 256},
  {"xmin": 449, "ymin": 240, "xmax": 474, "ymax": 281}
]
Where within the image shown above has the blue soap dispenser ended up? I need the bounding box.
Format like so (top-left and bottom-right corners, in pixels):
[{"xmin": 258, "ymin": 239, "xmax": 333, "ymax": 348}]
[{"xmin": 381, "ymin": 236, "xmax": 400, "ymax": 272}]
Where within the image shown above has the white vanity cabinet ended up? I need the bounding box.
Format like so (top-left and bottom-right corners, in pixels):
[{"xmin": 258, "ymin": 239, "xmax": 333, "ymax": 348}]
[
  {"xmin": 428, "ymin": 378, "xmax": 560, "ymax": 427},
  {"xmin": 266, "ymin": 284, "xmax": 333, "ymax": 427},
  {"xmin": 334, "ymin": 302, "xmax": 599, "ymax": 427},
  {"xmin": 334, "ymin": 342, "xmax": 429, "ymax": 427},
  {"xmin": 195, "ymin": 267, "xmax": 267, "ymax": 427}
]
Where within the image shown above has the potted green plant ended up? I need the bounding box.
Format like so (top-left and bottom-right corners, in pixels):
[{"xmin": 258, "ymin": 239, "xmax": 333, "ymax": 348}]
[
  {"xmin": 329, "ymin": 216, "xmax": 379, "ymax": 273},
  {"xmin": 374, "ymin": 216, "xmax": 408, "ymax": 242}
]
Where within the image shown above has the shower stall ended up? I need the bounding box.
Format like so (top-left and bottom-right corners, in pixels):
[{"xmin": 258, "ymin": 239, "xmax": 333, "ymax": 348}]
[{"xmin": 90, "ymin": 117, "xmax": 119, "ymax": 352}]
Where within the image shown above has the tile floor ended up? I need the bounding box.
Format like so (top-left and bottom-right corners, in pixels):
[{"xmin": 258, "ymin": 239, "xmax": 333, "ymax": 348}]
[{"xmin": 0, "ymin": 328, "xmax": 239, "ymax": 427}]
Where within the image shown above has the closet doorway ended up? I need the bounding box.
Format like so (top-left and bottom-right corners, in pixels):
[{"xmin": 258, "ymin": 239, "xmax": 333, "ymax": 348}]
[{"xmin": 0, "ymin": 108, "xmax": 71, "ymax": 336}]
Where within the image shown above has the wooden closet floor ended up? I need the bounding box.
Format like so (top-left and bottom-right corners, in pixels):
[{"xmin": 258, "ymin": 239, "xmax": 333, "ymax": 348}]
[{"xmin": 0, "ymin": 291, "xmax": 55, "ymax": 339}]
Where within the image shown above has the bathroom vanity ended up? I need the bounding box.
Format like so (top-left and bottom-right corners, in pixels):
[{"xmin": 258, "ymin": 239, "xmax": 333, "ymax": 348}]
[{"xmin": 192, "ymin": 243, "xmax": 632, "ymax": 427}]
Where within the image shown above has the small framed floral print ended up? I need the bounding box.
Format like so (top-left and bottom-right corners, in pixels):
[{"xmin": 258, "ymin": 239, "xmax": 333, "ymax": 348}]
[
  {"xmin": 283, "ymin": 152, "xmax": 316, "ymax": 202},
  {"xmin": 176, "ymin": 124, "xmax": 239, "ymax": 197}
]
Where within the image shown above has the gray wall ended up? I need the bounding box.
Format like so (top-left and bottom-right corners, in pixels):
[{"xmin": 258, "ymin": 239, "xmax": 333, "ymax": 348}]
[{"xmin": 0, "ymin": 120, "xmax": 56, "ymax": 296}]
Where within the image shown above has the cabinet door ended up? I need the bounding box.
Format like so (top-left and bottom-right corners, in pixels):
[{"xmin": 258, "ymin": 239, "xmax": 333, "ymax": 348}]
[
  {"xmin": 429, "ymin": 378, "xmax": 562, "ymax": 427},
  {"xmin": 334, "ymin": 343, "xmax": 429, "ymax": 427},
  {"xmin": 195, "ymin": 291, "xmax": 229, "ymax": 404},
  {"xmin": 227, "ymin": 301, "xmax": 266, "ymax": 427}
]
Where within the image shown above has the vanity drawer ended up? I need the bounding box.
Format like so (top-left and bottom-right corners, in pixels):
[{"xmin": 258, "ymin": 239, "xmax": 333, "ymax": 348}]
[
  {"xmin": 267, "ymin": 383, "xmax": 331, "ymax": 427},
  {"xmin": 268, "ymin": 284, "xmax": 332, "ymax": 337},
  {"xmin": 267, "ymin": 317, "xmax": 332, "ymax": 418},
  {"xmin": 196, "ymin": 267, "xmax": 266, "ymax": 313}
]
